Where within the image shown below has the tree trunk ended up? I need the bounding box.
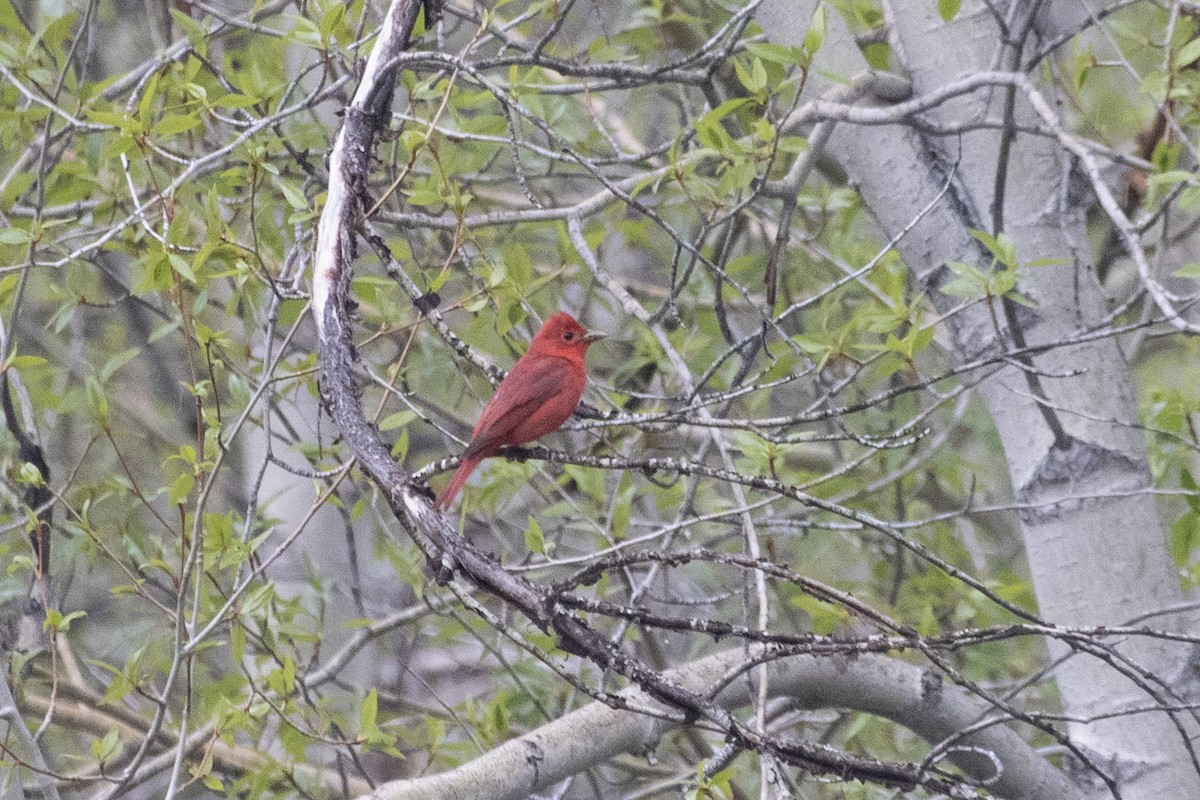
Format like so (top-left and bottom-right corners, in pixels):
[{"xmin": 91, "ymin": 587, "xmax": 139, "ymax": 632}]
[{"xmin": 760, "ymin": 1, "xmax": 1200, "ymax": 797}]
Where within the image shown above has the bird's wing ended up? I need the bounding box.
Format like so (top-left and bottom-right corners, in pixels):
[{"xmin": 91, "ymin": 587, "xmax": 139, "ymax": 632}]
[{"xmin": 464, "ymin": 355, "xmax": 577, "ymax": 456}]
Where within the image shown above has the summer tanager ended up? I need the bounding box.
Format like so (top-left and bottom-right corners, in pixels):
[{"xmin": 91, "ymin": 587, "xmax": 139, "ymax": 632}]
[{"xmin": 437, "ymin": 312, "xmax": 605, "ymax": 509}]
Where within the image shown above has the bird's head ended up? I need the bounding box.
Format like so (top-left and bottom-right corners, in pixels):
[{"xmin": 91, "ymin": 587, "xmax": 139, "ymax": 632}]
[{"xmin": 532, "ymin": 312, "xmax": 606, "ymax": 355}]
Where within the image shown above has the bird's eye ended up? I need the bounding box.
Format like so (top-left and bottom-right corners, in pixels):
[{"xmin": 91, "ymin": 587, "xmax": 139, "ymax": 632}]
[{"xmin": 563, "ymin": 331, "xmax": 575, "ymax": 340}]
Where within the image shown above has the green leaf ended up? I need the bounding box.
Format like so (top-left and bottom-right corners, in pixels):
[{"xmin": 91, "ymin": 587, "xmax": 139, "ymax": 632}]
[
  {"xmin": 213, "ymin": 93, "xmax": 260, "ymax": 109},
  {"xmin": 169, "ymin": 7, "xmax": 208, "ymax": 50},
  {"xmin": 43, "ymin": 609, "xmax": 85, "ymax": 633},
  {"xmin": 278, "ymin": 721, "xmax": 308, "ymax": 761},
  {"xmin": 938, "ymin": 0, "xmax": 962, "ymax": 23},
  {"xmin": 231, "ymin": 622, "xmax": 245, "ymax": 664},
  {"xmin": 137, "ymin": 70, "xmax": 160, "ymax": 127},
  {"xmin": 1027, "ymin": 257, "xmax": 1068, "ymax": 268},
  {"xmin": 789, "ymin": 594, "xmax": 849, "ymax": 635},
  {"xmin": 0, "ymin": 228, "xmax": 32, "ymax": 245},
  {"xmin": 524, "ymin": 515, "xmax": 545, "ymax": 555},
  {"xmin": 269, "ymin": 656, "xmax": 296, "ymax": 696},
  {"xmin": 99, "ymin": 347, "xmax": 141, "ymax": 383},
  {"xmin": 1177, "ymin": 37, "xmax": 1200, "ymax": 68},
  {"xmin": 863, "ymin": 42, "xmax": 890, "ymax": 70},
  {"xmin": 1073, "ymin": 47, "xmax": 1094, "ymax": 92},
  {"xmin": 7, "ymin": 354, "xmax": 46, "ymax": 370},
  {"xmin": 100, "ymin": 669, "xmax": 135, "ymax": 704},
  {"xmin": 1146, "ymin": 169, "xmax": 1195, "ymax": 187},
  {"xmin": 319, "ymin": 2, "xmax": 346, "ymax": 38},
  {"xmin": 803, "ymin": 4, "xmax": 826, "ymax": 55},
  {"xmin": 391, "ymin": 427, "xmax": 410, "ymax": 460},
  {"xmin": 92, "ymin": 728, "xmax": 121, "ymax": 764},
  {"xmin": 992, "ymin": 269, "xmax": 1017, "ymax": 295},
  {"xmin": 941, "ymin": 261, "xmax": 988, "ymax": 297},
  {"xmin": 17, "ymin": 462, "xmax": 43, "ymax": 486},
  {"xmin": 1183, "ymin": 468, "xmax": 1200, "ymax": 513},
  {"xmin": 380, "ymin": 410, "xmax": 417, "ymax": 431},
  {"xmin": 744, "ymin": 42, "xmax": 805, "ymax": 66},
  {"xmin": 286, "ymin": 14, "xmax": 323, "ymax": 47},
  {"xmin": 705, "ymin": 97, "xmax": 753, "ymax": 125},
  {"xmin": 748, "ymin": 57, "xmax": 768, "ymax": 92},
  {"xmin": 168, "ymin": 252, "xmax": 196, "ymax": 282},
  {"xmin": 279, "ymin": 181, "xmax": 309, "ymax": 210},
  {"xmin": 696, "ymin": 97, "xmax": 751, "ymax": 154},
  {"xmin": 1171, "ymin": 510, "xmax": 1200, "ymax": 567},
  {"xmin": 360, "ymin": 688, "xmax": 379, "ymax": 733},
  {"xmin": 940, "ymin": 278, "xmax": 982, "ymax": 297},
  {"xmin": 951, "ymin": 260, "xmax": 983, "ymax": 280},
  {"xmin": 734, "ymin": 57, "xmax": 767, "ymax": 94},
  {"xmin": 969, "ymin": 229, "xmax": 1016, "ymax": 266},
  {"xmin": 755, "ymin": 116, "xmax": 775, "ymax": 143},
  {"xmin": 413, "ymin": 0, "xmax": 427, "ymax": 36},
  {"xmin": 153, "ymin": 114, "xmax": 201, "ymax": 137},
  {"xmin": 167, "ymin": 472, "xmax": 194, "ymax": 505},
  {"xmin": 400, "ymin": 129, "xmax": 425, "ymax": 155},
  {"xmin": 405, "ymin": 188, "xmax": 443, "ymax": 207}
]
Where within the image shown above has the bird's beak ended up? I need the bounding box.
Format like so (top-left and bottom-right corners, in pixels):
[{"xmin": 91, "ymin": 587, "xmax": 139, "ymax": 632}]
[{"xmin": 583, "ymin": 330, "xmax": 607, "ymax": 343}]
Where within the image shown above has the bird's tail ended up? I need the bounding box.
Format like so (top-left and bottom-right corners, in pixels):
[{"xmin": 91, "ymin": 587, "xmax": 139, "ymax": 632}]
[{"xmin": 436, "ymin": 452, "xmax": 483, "ymax": 510}]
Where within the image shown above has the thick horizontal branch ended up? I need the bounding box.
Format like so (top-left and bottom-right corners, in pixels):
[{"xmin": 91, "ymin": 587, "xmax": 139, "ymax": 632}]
[{"xmin": 363, "ymin": 646, "xmax": 1081, "ymax": 800}]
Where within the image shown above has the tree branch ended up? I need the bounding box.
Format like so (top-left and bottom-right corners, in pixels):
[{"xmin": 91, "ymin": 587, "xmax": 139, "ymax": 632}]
[
  {"xmin": 309, "ymin": 2, "xmax": 1044, "ymax": 795},
  {"xmin": 364, "ymin": 647, "xmax": 1081, "ymax": 800}
]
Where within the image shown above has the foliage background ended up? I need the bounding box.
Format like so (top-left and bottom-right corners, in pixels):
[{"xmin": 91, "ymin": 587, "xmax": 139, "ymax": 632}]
[{"xmin": 0, "ymin": 0, "xmax": 1198, "ymax": 798}]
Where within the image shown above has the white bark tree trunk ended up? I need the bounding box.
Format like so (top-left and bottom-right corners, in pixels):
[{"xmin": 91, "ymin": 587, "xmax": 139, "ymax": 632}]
[{"xmin": 760, "ymin": 2, "xmax": 1200, "ymax": 797}]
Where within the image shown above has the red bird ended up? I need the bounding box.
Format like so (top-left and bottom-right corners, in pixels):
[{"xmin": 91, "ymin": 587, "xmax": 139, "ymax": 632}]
[{"xmin": 437, "ymin": 312, "xmax": 605, "ymax": 509}]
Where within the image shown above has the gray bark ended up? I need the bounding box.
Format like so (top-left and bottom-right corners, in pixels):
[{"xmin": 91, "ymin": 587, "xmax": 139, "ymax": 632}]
[
  {"xmin": 365, "ymin": 646, "xmax": 1080, "ymax": 800},
  {"xmin": 759, "ymin": 1, "xmax": 1200, "ymax": 797}
]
